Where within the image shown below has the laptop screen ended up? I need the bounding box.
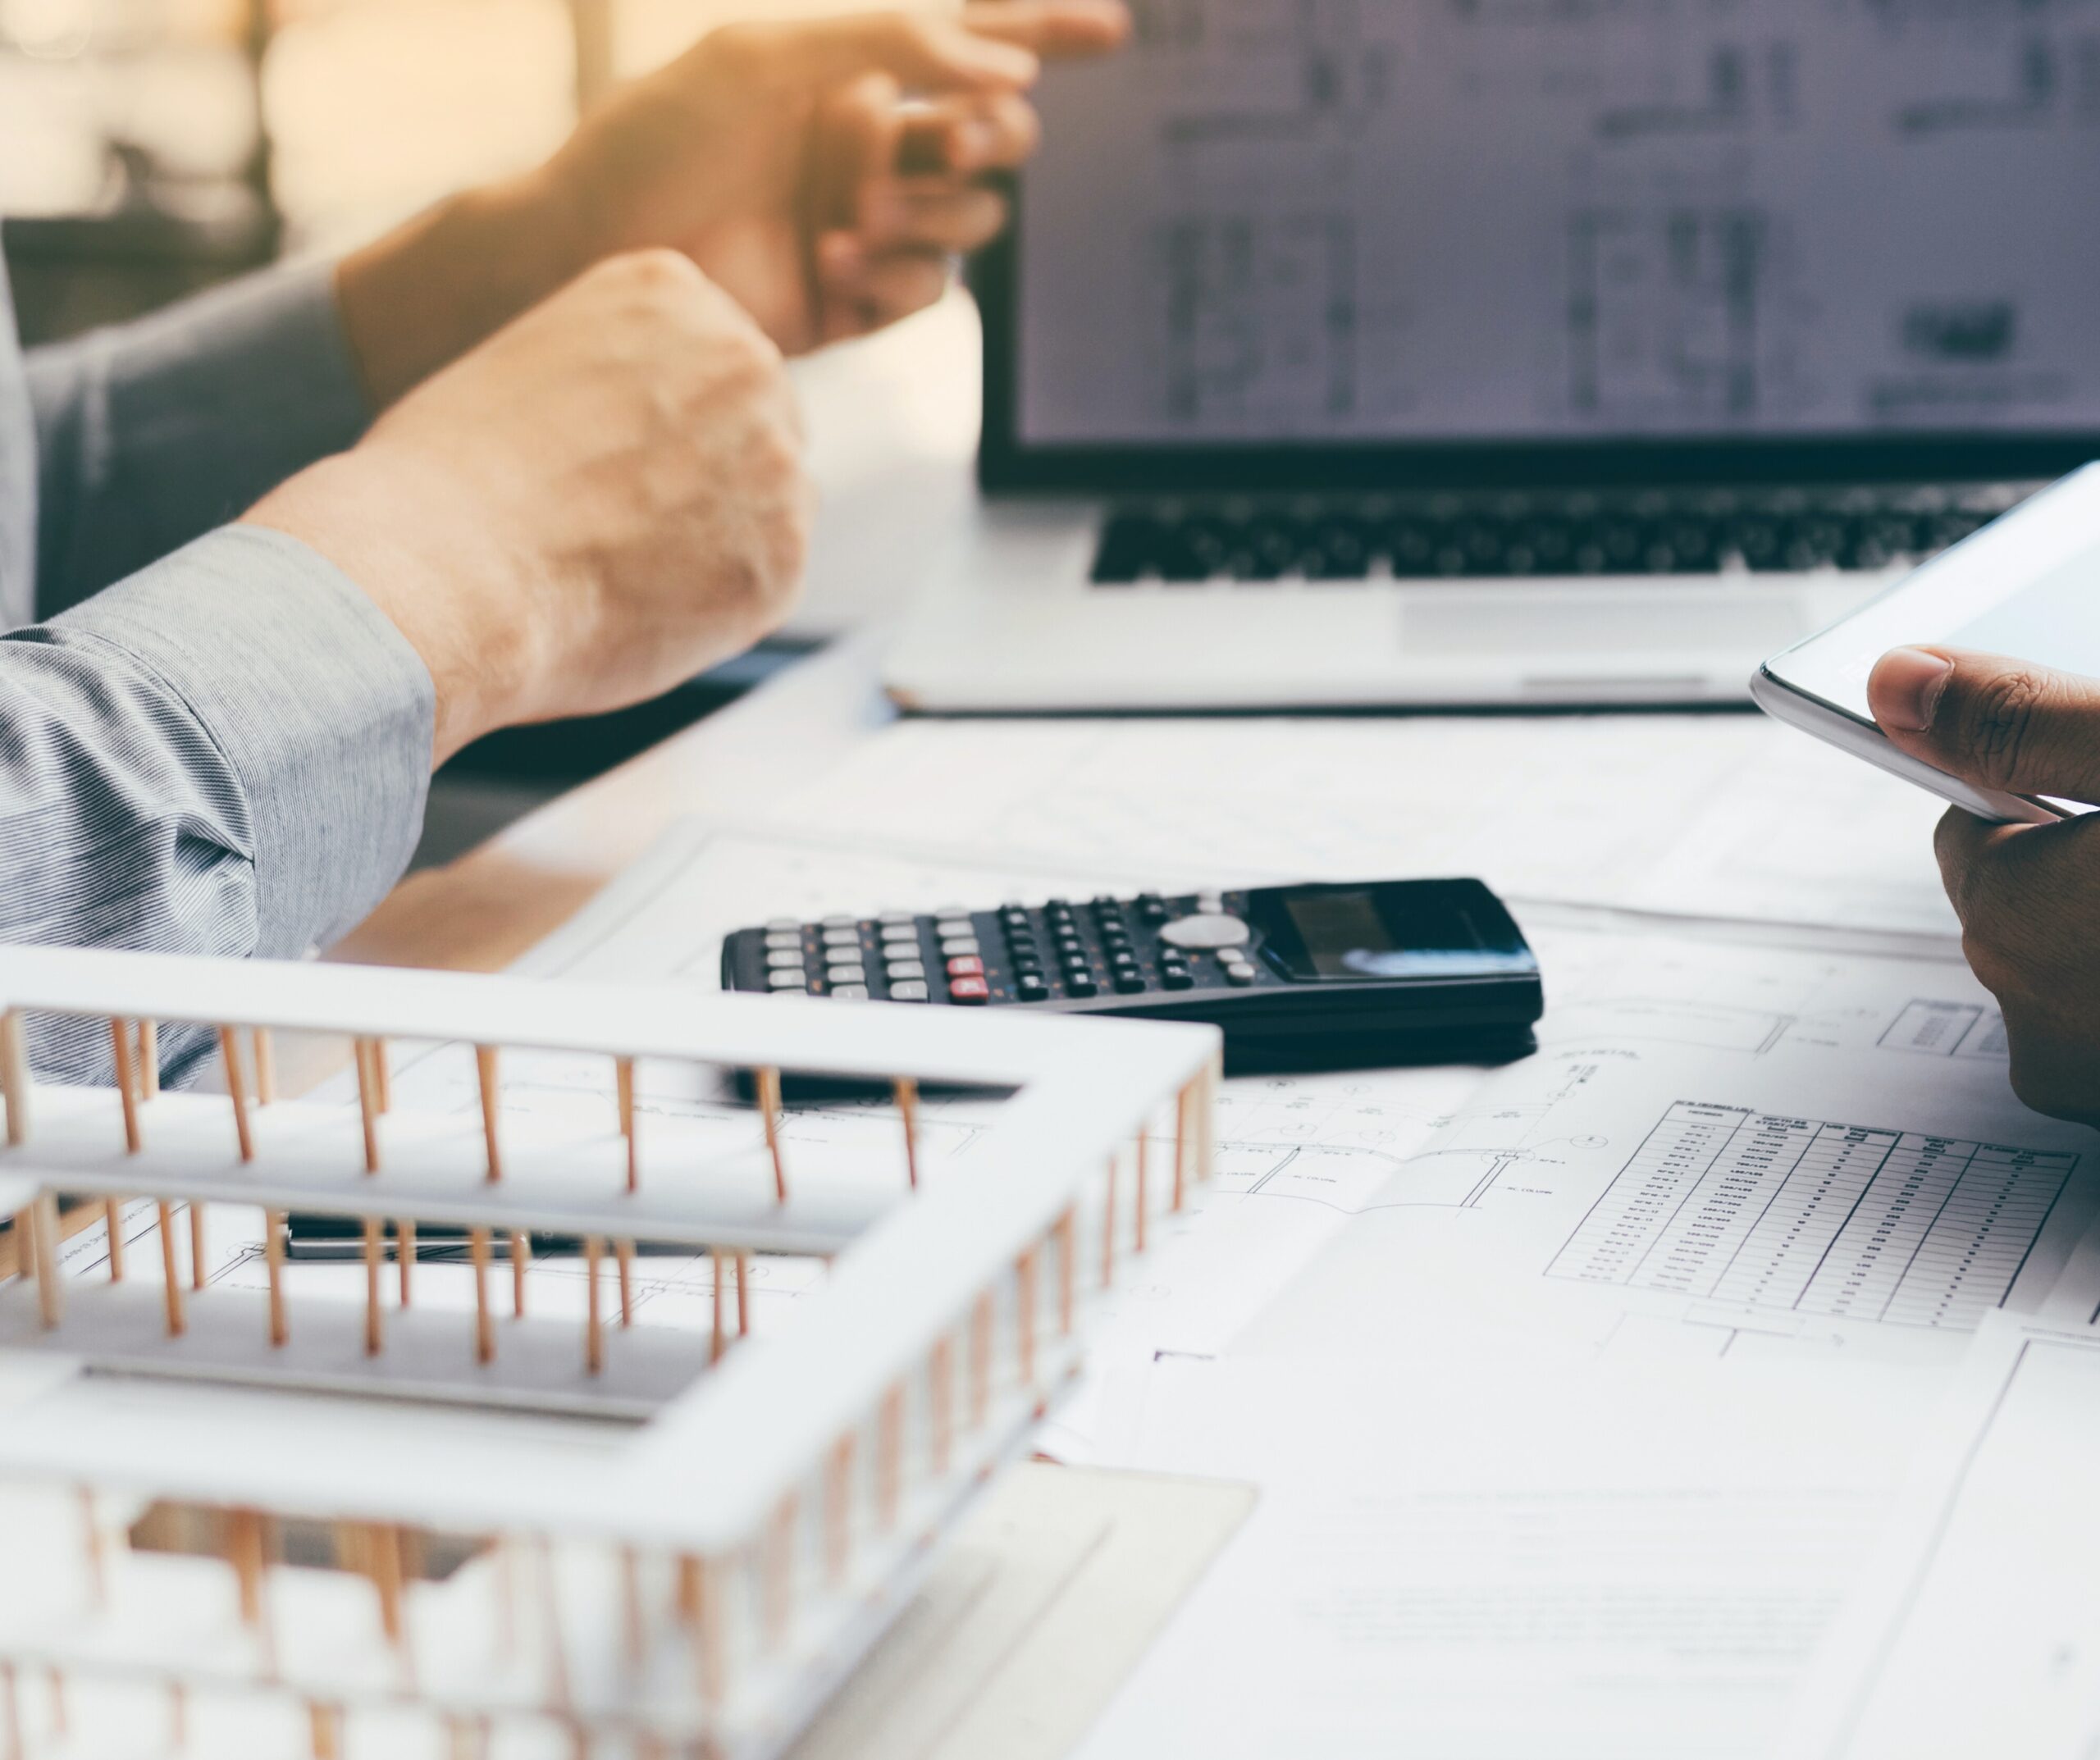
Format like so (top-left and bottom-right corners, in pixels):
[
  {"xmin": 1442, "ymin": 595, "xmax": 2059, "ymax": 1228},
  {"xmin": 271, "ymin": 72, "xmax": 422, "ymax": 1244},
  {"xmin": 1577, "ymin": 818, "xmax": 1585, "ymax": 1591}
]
[{"xmin": 982, "ymin": 0, "xmax": 2100, "ymax": 490}]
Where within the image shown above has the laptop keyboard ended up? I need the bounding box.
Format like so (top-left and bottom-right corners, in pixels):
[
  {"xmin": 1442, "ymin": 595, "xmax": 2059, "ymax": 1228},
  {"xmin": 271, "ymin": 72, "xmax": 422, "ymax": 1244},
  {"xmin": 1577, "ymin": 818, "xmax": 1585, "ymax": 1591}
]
[{"xmin": 1089, "ymin": 484, "xmax": 2025, "ymax": 585}]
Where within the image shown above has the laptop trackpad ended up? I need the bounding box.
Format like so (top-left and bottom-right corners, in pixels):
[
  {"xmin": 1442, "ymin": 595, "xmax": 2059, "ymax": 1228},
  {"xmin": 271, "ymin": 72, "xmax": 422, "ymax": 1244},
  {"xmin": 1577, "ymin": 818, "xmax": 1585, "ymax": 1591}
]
[{"xmin": 1401, "ymin": 591, "xmax": 1808, "ymax": 658}]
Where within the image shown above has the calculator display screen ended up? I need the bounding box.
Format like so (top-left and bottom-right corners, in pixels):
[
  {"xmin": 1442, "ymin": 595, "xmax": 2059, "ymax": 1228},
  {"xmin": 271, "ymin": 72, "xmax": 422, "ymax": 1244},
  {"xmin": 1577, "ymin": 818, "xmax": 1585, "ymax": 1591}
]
[
  {"xmin": 1283, "ymin": 891, "xmax": 1398, "ymax": 980},
  {"xmin": 1261, "ymin": 884, "xmax": 1536, "ymax": 983}
]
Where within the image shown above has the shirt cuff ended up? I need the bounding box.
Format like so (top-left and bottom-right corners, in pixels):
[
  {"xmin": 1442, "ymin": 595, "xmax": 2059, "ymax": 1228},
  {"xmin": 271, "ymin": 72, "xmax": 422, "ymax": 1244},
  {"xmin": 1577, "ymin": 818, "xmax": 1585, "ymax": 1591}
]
[{"xmin": 51, "ymin": 526, "xmax": 435, "ymax": 956}]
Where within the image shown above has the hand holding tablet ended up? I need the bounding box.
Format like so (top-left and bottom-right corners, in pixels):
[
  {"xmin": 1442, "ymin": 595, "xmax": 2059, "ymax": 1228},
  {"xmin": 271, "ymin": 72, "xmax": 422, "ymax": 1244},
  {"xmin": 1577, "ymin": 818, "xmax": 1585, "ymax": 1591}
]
[
  {"xmin": 1753, "ymin": 461, "xmax": 2100, "ymax": 825},
  {"xmin": 1755, "ymin": 463, "xmax": 2100, "ymax": 1123}
]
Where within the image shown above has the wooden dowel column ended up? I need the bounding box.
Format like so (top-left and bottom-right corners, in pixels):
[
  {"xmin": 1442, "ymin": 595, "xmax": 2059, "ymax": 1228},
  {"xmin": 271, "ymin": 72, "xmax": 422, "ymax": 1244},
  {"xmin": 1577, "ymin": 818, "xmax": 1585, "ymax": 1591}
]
[
  {"xmin": 470, "ymin": 1229, "xmax": 494, "ymax": 1364},
  {"xmin": 219, "ymin": 1028, "xmax": 254, "ymax": 1162},
  {"xmin": 583, "ymin": 1237, "xmax": 604, "ymax": 1375},
  {"xmin": 511, "ymin": 1233, "xmax": 529, "ymax": 1317},
  {"xmin": 29, "ymin": 1191, "xmax": 61, "ymax": 1329},
  {"xmin": 252, "ymin": 1027, "xmax": 276, "ymax": 1105},
  {"xmin": 355, "ymin": 1040, "xmax": 381, "ymax": 1173},
  {"xmin": 615, "ymin": 1240, "xmax": 634, "ymax": 1327},
  {"xmin": 894, "ymin": 1078, "xmax": 920, "ymax": 1188},
  {"xmin": 616, "ymin": 1056, "xmax": 637, "ymax": 1192},
  {"xmin": 109, "ymin": 1018, "xmax": 140, "ymax": 1153},
  {"xmin": 158, "ymin": 1201, "xmax": 185, "ymax": 1337},
  {"xmin": 710, "ymin": 1250, "xmax": 728, "ymax": 1364},
  {"xmin": 265, "ymin": 1211, "xmax": 288, "ymax": 1347},
  {"xmin": 0, "ymin": 1010, "xmax": 30, "ymax": 1145},
  {"xmin": 477, "ymin": 1046, "xmax": 502, "ymax": 1182},
  {"xmin": 363, "ymin": 1218, "xmax": 385, "ymax": 1356},
  {"xmin": 398, "ymin": 1219, "xmax": 417, "ymax": 1306},
  {"xmin": 189, "ymin": 1201, "xmax": 207, "ymax": 1291},
  {"xmin": 755, "ymin": 1067, "xmax": 787, "ymax": 1201},
  {"xmin": 737, "ymin": 1252, "xmax": 751, "ymax": 1336},
  {"xmin": 137, "ymin": 1019, "xmax": 158, "ymax": 1098}
]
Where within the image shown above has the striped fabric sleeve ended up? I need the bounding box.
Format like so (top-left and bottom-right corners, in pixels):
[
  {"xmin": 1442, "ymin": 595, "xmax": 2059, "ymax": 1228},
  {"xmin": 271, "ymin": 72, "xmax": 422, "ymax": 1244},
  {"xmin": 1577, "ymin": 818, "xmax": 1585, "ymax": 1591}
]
[
  {"xmin": 0, "ymin": 526, "xmax": 434, "ymax": 1086},
  {"xmin": 25, "ymin": 261, "xmax": 372, "ymax": 618}
]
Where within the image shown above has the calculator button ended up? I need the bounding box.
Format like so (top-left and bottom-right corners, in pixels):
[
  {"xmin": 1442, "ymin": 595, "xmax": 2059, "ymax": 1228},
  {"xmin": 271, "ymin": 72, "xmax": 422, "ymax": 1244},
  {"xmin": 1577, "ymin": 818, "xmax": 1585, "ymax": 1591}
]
[
  {"xmin": 767, "ymin": 970, "xmax": 806, "ymax": 991},
  {"xmin": 940, "ymin": 937, "xmax": 981, "ymax": 958},
  {"xmin": 822, "ymin": 914, "xmax": 858, "ymax": 930},
  {"xmin": 949, "ymin": 977, "xmax": 990, "ymax": 1003},
  {"xmin": 1195, "ymin": 891, "xmax": 1225, "ymax": 913},
  {"xmin": 766, "ymin": 950, "xmax": 806, "ymax": 970},
  {"xmin": 1112, "ymin": 972, "xmax": 1148, "ymax": 995},
  {"xmin": 825, "ymin": 964, "xmax": 867, "ymax": 986},
  {"xmin": 1001, "ymin": 905, "xmax": 1030, "ymax": 927},
  {"xmin": 1065, "ymin": 974, "xmax": 1098, "ymax": 997},
  {"xmin": 831, "ymin": 984, "xmax": 870, "ymax": 1001},
  {"xmin": 890, "ymin": 980, "xmax": 929, "ymax": 1002},
  {"xmin": 764, "ymin": 930, "xmax": 801, "ymax": 951},
  {"xmin": 1136, "ymin": 893, "xmax": 1169, "ymax": 923},
  {"xmin": 1222, "ymin": 960, "xmax": 1255, "ymax": 986},
  {"xmin": 1044, "ymin": 897, "xmax": 1073, "ymax": 917},
  {"xmin": 1161, "ymin": 967, "xmax": 1195, "ymax": 990},
  {"xmin": 1158, "ymin": 914, "xmax": 1251, "ymax": 951},
  {"xmin": 824, "ymin": 926, "xmax": 863, "ymax": 947},
  {"xmin": 880, "ymin": 923, "xmax": 920, "ymax": 944},
  {"xmin": 947, "ymin": 955, "xmax": 985, "ymax": 978},
  {"xmin": 935, "ymin": 913, "xmax": 973, "ymax": 932},
  {"xmin": 1017, "ymin": 977, "xmax": 1050, "ymax": 1001},
  {"xmin": 885, "ymin": 959, "xmax": 925, "ymax": 982},
  {"xmin": 879, "ymin": 910, "xmax": 916, "ymax": 926},
  {"xmin": 1109, "ymin": 949, "xmax": 1139, "ymax": 969},
  {"xmin": 1013, "ymin": 959, "xmax": 1044, "ymax": 979}
]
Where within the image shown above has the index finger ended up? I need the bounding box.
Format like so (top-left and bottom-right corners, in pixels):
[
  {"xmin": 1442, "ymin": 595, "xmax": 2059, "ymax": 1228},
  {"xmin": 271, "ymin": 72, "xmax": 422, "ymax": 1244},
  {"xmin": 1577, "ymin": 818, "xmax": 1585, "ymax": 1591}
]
[
  {"xmin": 961, "ymin": 1, "xmax": 1134, "ymax": 57},
  {"xmin": 720, "ymin": 12, "xmax": 1041, "ymax": 95}
]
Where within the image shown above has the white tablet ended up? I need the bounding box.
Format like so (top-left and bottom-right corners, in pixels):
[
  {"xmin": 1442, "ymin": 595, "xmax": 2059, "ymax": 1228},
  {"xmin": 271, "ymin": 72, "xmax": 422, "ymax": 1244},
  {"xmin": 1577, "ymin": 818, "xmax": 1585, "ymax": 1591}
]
[{"xmin": 1752, "ymin": 462, "xmax": 2100, "ymax": 825}]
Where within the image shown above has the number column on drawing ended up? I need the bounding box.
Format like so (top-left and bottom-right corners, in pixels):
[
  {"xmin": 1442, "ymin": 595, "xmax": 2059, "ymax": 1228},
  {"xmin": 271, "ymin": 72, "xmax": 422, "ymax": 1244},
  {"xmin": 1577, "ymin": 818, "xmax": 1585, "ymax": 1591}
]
[
  {"xmin": 1547, "ymin": 1101, "xmax": 1748, "ymax": 1287},
  {"xmin": 1707, "ymin": 1124, "xmax": 1898, "ymax": 1311},
  {"xmin": 1798, "ymin": 1134, "xmax": 1973, "ymax": 1320},
  {"xmin": 1879, "ymin": 1146, "xmax": 2075, "ymax": 1328},
  {"xmin": 1638, "ymin": 1111, "xmax": 1824, "ymax": 1299}
]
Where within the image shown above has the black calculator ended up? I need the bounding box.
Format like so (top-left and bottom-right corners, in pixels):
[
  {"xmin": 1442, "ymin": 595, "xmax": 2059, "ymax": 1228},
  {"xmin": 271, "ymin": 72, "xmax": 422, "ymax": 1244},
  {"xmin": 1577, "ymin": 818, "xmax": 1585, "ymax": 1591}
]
[{"xmin": 721, "ymin": 880, "xmax": 1542, "ymax": 1073}]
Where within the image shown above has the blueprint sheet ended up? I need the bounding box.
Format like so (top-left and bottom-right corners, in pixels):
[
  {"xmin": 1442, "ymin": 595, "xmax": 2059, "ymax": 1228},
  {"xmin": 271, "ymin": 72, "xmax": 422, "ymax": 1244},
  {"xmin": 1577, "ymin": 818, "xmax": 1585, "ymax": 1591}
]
[
  {"xmin": 1779, "ymin": 1312, "xmax": 2100, "ymax": 1760},
  {"xmin": 743, "ymin": 713, "xmax": 1960, "ymax": 937},
  {"xmin": 1074, "ymin": 1352, "xmax": 1946, "ymax": 1760}
]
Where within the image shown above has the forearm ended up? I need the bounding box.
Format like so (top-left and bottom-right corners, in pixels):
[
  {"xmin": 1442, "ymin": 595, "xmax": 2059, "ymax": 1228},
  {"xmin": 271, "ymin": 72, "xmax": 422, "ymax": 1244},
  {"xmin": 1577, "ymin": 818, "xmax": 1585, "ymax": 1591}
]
[
  {"xmin": 0, "ymin": 527, "xmax": 433, "ymax": 1084},
  {"xmin": 334, "ymin": 169, "xmax": 590, "ymax": 412}
]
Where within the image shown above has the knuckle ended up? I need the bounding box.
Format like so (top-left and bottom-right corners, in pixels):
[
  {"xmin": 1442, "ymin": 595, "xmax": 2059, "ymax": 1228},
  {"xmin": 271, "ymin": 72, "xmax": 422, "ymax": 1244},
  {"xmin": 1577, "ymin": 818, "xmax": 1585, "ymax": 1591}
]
[
  {"xmin": 600, "ymin": 247, "xmax": 706, "ymax": 304},
  {"xmin": 1956, "ymin": 668, "xmax": 2049, "ymax": 790}
]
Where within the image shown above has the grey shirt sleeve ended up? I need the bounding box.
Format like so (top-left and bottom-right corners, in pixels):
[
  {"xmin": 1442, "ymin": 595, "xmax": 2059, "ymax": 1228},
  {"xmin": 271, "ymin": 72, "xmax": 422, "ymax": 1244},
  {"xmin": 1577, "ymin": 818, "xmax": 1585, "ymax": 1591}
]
[
  {"xmin": 2, "ymin": 527, "xmax": 434, "ymax": 1084},
  {"xmin": 25, "ymin": 262, "xmax": 372, "ymax": 618}
]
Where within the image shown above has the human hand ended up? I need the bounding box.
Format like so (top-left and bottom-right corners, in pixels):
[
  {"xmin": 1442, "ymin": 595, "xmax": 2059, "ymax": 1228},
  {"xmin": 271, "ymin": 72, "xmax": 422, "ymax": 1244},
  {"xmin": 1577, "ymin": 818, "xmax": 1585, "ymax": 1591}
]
[
  {"xmin": 335, "ymin": 2, "xmax": 1129, "ymax": 406},
  {"xmin": 249, "ymin": 251, "xmax": 812, "ymax": 764},
  {"xmin": 1868, "ymin": 645, "xmax": 2100, "ymax": 1124},
  {"xmin": 546, "ymin": 1, "xmax": 1130, "ymax": 352}
]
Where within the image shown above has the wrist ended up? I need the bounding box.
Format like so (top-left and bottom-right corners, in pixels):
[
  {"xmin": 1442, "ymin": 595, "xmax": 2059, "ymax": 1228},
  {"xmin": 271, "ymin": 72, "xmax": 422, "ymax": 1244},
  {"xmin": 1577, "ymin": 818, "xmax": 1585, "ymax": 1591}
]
[
  {"xmin": 242, "ymin": 453, "xmax": 546, "ymax": 767},
  {"xmin": 334, "ymin": 169, "xmax": 593, "ymax": 412}
]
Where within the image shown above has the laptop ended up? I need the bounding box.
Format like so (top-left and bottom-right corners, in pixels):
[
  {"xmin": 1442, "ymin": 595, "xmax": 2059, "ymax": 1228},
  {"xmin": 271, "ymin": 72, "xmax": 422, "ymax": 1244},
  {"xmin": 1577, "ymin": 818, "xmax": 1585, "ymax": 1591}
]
[{"xmin": 883, "ymin": 0, "xmax": 2100, "ymax": 713}]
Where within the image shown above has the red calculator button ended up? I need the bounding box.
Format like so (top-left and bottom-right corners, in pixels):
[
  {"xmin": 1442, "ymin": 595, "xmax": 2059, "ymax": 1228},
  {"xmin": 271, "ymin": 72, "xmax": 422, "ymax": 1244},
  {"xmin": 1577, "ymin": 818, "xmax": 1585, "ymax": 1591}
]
[
  {"xmin": 946, "ymin": 955, "xmax": 985, "ymax": 978},
  {"xmin": 948, "ymin": 977, "xmax": 990, "ymax": 1003}
]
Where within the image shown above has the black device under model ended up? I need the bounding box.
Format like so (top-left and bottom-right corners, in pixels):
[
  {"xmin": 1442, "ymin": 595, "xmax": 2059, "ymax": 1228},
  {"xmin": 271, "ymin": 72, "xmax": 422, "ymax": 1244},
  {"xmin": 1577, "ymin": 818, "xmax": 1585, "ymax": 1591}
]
[{"xmin": 719, "ymin": 880, "xmax": 1542, "ymax": 1074}]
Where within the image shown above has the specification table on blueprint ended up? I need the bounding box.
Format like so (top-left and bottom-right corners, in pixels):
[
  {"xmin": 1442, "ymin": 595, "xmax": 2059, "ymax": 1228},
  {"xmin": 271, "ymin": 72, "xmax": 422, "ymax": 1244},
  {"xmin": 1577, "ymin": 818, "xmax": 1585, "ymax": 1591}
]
[{"xmin": 1550, "ymin": 1102, "xmax": 2079, "ymax": 1328}]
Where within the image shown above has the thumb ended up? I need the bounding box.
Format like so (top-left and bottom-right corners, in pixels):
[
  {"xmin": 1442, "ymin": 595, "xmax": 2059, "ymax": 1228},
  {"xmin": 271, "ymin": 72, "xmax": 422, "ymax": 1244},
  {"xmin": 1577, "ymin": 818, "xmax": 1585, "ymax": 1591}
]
[{"xmin": 1868, "ymin": 645, "xmax": 2100, "ymax": 806}]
